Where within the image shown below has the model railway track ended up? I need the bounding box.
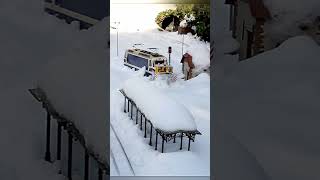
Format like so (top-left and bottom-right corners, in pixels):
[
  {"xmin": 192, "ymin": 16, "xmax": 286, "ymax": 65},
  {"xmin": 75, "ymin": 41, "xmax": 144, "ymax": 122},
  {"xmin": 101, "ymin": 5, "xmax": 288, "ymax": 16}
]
[
  {"xmin": 110, "ymin": 123, "xmax": 135, "ymax": 176},
  {"xmin": 110, "ymin": 149, "xmax": 120, "ymax": 175}
]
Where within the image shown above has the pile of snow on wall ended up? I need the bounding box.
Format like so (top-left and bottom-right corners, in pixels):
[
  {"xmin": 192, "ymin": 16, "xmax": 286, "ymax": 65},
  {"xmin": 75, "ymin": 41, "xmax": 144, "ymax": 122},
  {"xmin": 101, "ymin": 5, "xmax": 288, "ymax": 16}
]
[{"xmin": 38, "ymin": 18, "xmax": 109, "ymax": 163}]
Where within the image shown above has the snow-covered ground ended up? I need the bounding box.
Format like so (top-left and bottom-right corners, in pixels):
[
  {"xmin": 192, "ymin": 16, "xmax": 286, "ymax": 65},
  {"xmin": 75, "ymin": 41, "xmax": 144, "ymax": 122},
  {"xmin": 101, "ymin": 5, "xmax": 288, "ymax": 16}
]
[
  {"xmin": 110, "ymin": 3, "xmax": 210, "ymax": 176},
  {"xmin": 0, "ymin": 0, "xmax": 109, "ymax": 179},
  {"xmin": 215, "ymin": 35, "xmax": 320, "ymax": 180},
  {"xmin": 213, "ymin": 1, "xmax": 320, "ymax": 180},
  {"xmin": 0, "ymin": 1, "xmax": 77, "ymax": 180}
]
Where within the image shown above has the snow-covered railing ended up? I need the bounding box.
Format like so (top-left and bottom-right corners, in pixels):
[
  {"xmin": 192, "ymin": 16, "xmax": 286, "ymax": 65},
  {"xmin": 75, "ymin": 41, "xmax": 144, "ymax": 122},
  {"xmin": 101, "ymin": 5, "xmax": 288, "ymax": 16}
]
[
  {"xmin": 119, "ymin": 78, "xmax": 201, "ymax": 153},
  {"xmin": 29, "ymin": 88, "xmax": 109, "ymax": 180}
]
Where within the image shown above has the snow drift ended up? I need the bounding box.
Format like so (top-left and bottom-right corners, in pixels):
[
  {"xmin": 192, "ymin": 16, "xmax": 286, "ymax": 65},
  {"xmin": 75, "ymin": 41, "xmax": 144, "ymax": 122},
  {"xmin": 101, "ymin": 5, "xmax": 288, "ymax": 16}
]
[
  {"xmin": 38, "ymin": 18, "xmax": 110, "ymax": 163},
  {"xmin": 215, "ymin": 35, "xmax": 320, "ymax": 180},
  {"xmin": 263, "ymin": 0, "xmax": 320, "ymax": 42}
]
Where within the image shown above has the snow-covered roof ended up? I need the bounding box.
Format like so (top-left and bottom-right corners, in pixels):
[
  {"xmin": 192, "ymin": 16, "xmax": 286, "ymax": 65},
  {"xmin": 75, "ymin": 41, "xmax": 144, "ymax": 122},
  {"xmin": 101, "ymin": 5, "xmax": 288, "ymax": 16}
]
[
  {"xmin": 262, "ymin": 0, "xmax": 320, "ymax": 41},
  {"xmin": 122, "ymin": 77, "xmax": 198, "ymax": 133}
]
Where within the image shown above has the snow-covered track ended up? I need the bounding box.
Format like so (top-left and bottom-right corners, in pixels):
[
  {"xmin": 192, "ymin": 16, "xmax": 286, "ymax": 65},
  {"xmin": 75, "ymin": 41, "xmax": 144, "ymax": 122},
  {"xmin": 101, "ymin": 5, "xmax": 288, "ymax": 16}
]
[{"xmin": 110, "ymin": 123, "xmax": 135, "ymax": 175}]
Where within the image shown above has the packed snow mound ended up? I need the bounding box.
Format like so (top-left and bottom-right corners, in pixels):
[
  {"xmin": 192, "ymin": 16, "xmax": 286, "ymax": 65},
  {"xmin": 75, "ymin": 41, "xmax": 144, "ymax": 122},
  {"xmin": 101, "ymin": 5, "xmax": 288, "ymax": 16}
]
[
  {"xmin": 215, "ymin": 36, "xmax": 320, "ymax": 179},
  {"xmin": 263, "ymin": 0, "xmax": 320, "ymax": 42},
  {"xmin": 123, "ymin": 77, "xmax": 197, "ymax": 132},
  {"xmin": 38, "ymin": 19, "xmax": 109, "ymax": 163},
  {"xmin": 183, "ymin": 35, "xmax": 210, "ymax": 74}
]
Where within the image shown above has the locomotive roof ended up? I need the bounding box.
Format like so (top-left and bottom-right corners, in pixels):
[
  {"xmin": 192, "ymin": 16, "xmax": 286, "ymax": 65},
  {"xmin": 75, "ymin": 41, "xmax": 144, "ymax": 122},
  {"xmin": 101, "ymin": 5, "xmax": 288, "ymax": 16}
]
[{"xmin": 127, "ymin": 48, "xmax": 166, "ymax": 59}]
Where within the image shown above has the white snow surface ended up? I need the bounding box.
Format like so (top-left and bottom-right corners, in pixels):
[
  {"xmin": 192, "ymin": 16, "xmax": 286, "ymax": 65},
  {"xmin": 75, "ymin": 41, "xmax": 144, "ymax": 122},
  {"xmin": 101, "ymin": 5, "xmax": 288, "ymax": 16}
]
[
  {"xmin": 38, "ymin": 18, "xmax": 109, "ymax": 163},
  {"xmin": 215, "ymin": 35, "xmax": 320, "ymax": 179},
  {"xmin": 0, "ymin": 0, "xmax": 107, "ymax": 179},
  {"xmin": 110, "ymin": 7, "xmax": 210, "ymax": 175},
  {"xmin": 123, "ymin": 76, "xmax": 197, "ymax": 132},
  {"xmin": 263, "ymin": 0, "xmax": 320, "ymax": 42}
]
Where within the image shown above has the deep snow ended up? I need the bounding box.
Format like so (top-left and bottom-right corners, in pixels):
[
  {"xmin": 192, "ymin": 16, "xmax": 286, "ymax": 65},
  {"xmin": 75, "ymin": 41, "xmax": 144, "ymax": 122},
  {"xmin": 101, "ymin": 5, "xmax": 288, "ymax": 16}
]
[
  {"xmin": 110, "ymin": 4, "xmax": 210, "ymax": 175},
  {"xmin": 0, "ymin": 0, "xmax": 86, "ymax": 180},
  {"xmin": 215, "ymin": 36, "xmax": 320, "ymax": 180},
  {"xmin": 0, "ymin": 0, "xmax": 109, "ymax": 179},
  {"xmin": 38, "ymin": 18, "xmax": 109, "ymax": 163},
  {"xmin": 262, "ymin": 0, "xmax": 320, "ymax": 43},
  {"xmin": 123, "ymin": 76, "xmax": 197, "ymax": 132}
]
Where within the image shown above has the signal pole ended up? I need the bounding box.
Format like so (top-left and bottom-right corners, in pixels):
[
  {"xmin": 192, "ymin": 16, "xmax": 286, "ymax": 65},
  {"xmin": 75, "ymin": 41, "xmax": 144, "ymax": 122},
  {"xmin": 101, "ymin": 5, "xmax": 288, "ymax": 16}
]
[
  {"xmin": 168, "ymin": 46, "xmax": 172, "ymax": 65},
  {"xmin": 113, "ymin": 21, "xmax": 120, "ymax": 56}
]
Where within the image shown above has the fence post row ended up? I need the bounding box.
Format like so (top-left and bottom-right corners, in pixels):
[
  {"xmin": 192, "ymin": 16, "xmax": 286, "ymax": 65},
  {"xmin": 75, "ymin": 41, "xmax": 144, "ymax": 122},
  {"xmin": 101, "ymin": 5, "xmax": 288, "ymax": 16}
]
[
  {"xmin": 120, "ymin": 89, "xmax": 201, "ymax": 154},
  {"xmin": 29, "ymin": 88, "xmax": 109, "ymax": 180}
]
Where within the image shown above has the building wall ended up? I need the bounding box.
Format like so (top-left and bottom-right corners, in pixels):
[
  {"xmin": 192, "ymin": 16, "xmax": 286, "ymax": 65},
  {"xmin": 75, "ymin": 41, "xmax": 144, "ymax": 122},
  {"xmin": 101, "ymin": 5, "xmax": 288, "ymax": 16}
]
[
  {"xmin": 236, "ymin": 1, "xmax": 256, "ymax": 60},
  {"xmin": 60, "ymin": 0, "xmax": 109, "ymax": 20}
]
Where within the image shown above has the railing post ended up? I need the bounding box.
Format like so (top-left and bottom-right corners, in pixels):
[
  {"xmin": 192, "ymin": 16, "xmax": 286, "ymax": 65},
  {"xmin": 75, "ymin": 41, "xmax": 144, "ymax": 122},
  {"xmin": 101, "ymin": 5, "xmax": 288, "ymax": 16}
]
[
  {"xmin": 140, "ymin": 114, "xmax": 143, "ymax": 130},
  {"xmin": 84, "ymin": 151, "xmax": 89, "ymax": 180},
  {"xmin": 57, "ymin": 122, "xmax": 62, "ymax": 161},
  {"xmin": 149, "ymin": 124, "xmax": 153, "ymax": 146},
  {"xmin": 161, "ymin": 136, "xmax": 165, "ymax": 153},
  {"xmin": 188, "ymin": 136, "xmax": 191, "ymax": 151},
  {"xmin": 124, "ymin": 97, "xmax": 127, "ymax": 113},
  {"xmin": 144, "ymin": 119, "xmax": 147, "ymax": 138},
  {"xmin": 127, "ymin": 100, "xmax": 130, "ymax": 115},
  {"xmin": 98, "ymin": 168, "xmax": 103, "ymax": 180},
  {"xmin": 68, "ymin": 133, "xmax": 73, "ymax": 180},
  {"xmin": 173, "ymin": 134, "xmax": 176, "ymax": 143},
  {"xmin": 136, "ymin": 108, "xmax": 138, "ymax": 124},
  {"xmin": 180, "ymin": 133, "xmax": 183, "ymax": 150},
  {"xmin": 45, "ymin": 111, "xmax": 51, "ymax": 162},
  {"xmin": 130, "ymin": 103, "xmax": 133, "ymax": 119},
  {"xmin": 155, "ymin": 132, "xmax": 158, "ymax": 150}
]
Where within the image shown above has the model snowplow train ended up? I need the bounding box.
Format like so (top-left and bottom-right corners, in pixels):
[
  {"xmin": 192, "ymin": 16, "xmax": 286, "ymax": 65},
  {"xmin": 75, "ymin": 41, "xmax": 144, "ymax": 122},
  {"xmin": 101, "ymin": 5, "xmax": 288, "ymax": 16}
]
[{"xmin": 124, "ymin": 48, "xmax": 173, "ymax": 76}]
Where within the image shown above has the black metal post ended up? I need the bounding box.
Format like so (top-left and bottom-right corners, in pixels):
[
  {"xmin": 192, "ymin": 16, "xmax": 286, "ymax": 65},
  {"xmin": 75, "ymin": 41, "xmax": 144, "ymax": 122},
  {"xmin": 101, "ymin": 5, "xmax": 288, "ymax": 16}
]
[
  {"xmin": 173, "ymin": 134, "xmax": 176, "ymax": 143},
  {"xmin": 45, "ymin": 111, "xmax": 51, "ymax": 162},
  {"xmin": 98, "ymin": 168, "xmax": 103, "ymax": 180},
  {"xmin": 180, "ymin": 133, "xmax": 183, "ymax": 150},
  {"xmin": 144, "ymin": 119, "xmax": 147, "ymax": 138},
  {"xmin": 130, "ymin": 103, "xmax": 133, "ymax": 119},
  {"xmin": 149, "ymin": 125, "xmax": 153, "ymax": 146},
  {"xmin": 161, "ymin": 137, "xmax": 165, "ymax": 153},
  {"xmin": 140, "ymin": 114, "xmax": 143, "ymax": 130},
  {"xmin": 124, "ymin": 97, "xmax": 126, "ymax": 113},
  {"xmin": 127, "ymin": 100, "xmax": 130, "ymax": 114},
  {"xmin": 188, "ymin": 137, "xmax": 191, "ymax": 151},
  {"xmin": 57, "ymin": 122, "xmax": 62, "ymax": 161},
  {"xmin": 68, "ymin": 133, "xmax": 73, "ymax": 180},
  {"xmin": 136, "ymin": 108, "xmax": 138, "ymax": 124},
  {"xmin": 84, "ymin": 151, "xmax": 89, "ymax": 180},
  {"xmin": 155, "ymin": 132, "xmax": 158, "ymax": 150}
]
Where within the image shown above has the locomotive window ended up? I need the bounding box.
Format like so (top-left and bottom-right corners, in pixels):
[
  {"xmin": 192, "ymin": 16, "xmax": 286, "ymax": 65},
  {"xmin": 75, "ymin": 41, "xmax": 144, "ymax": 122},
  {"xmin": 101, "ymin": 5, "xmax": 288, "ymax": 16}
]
[{"xmin": 127, "ymin": 54, "xmax": 148, "ymax": 68}]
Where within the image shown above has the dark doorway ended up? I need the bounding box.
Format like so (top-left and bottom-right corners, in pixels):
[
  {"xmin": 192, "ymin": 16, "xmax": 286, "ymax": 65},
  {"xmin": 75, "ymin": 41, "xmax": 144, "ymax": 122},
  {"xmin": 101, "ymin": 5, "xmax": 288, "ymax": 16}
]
[{"xmin": 246, "ymin": 30, "xmax": 253, "ymax": 59}]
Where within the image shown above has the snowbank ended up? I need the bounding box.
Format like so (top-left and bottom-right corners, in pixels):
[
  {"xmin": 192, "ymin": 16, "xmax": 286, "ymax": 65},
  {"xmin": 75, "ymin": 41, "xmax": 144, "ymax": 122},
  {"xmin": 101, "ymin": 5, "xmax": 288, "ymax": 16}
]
[
  {"xmin": 38, "ymin": 18, "xmax": 109, "ymax": 163},
  {"xmin": 123, "ymin": 77, "xmax": 197, "ymax": 132},
  {"xmin": 263, "ymin": 0, "xmax": 320, "ymax": 42},
  {"xmin": 215, "ymin": 36, "xmax": 320, "ymax": 179}
]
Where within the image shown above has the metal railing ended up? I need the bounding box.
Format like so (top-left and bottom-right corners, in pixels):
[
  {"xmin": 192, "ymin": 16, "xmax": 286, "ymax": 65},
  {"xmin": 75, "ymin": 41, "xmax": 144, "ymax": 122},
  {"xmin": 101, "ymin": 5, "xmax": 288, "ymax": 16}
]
[
  {"xmin": 29, "ymin": 88, "xmax": 109, "ymax": 180},
  {"xmin": 119, "ymin": 89, "xmax": 201, "ymax": 153}
]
